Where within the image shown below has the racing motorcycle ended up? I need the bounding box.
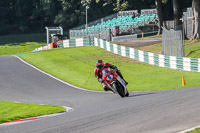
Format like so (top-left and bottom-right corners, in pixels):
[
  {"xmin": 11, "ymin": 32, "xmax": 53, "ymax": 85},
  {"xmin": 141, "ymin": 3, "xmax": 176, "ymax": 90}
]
[{"xmin": 102, "ymin": 68, "xmax": 129, "ymax": 98}]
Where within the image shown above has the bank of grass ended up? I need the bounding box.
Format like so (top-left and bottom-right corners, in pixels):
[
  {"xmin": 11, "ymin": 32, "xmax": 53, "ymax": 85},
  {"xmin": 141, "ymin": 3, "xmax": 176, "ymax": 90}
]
[
  {"xmin": 0, "ymin": 42, "xmax": 45, "ymax": 56},
  {"xmin": 0, "ymin": 101, "xmax": 65, "ymax": 124},
  {"xmin": 21, "ymin": 46, "xmax": 200, "ymax": 91}
]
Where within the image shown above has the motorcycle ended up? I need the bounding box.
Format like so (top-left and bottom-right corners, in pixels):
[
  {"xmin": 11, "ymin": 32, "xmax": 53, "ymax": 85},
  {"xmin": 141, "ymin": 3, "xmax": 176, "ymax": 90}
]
[{"xmin": 102, "ymin": 68, "xmax": 129, "ymax": 98}]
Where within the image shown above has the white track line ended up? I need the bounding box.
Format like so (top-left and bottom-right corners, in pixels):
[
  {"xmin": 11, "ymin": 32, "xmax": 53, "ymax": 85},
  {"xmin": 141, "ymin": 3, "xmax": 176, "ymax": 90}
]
[
  {"xmin": 178, "ymin": 125, "xmax": 200, "ymax": 133},
  {"xmin": 13, "ymin": 55, "xmax": 104, "ymax": 93},
  {"xmin": 13, "ymin": 102, "xmax": 74, "ymax": 112}
]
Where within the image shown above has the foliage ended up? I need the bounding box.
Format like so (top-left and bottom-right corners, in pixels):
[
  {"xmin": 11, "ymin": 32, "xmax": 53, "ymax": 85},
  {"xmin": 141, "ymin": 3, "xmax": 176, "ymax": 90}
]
[
  {"xmin": 96, "ymin": 0, "xmax": 155, "ymax": 11},
  {"xmin": 96, "ymin": 0, "xmax": 129, "ymax": 11},
  {"xmin": 0, "ymin": 0, "xmax": 195, "ymax": 37},
  {"xmin": 0, "ymin": 0, "xmax": 157, "ymax": 35}
]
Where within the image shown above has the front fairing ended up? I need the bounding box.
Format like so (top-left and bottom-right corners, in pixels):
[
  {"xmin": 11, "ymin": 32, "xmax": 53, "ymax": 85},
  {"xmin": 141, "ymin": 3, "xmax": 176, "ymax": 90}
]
[{"xmin": 102, "ymin": 68, "xmax": 114, "ymax": 84}]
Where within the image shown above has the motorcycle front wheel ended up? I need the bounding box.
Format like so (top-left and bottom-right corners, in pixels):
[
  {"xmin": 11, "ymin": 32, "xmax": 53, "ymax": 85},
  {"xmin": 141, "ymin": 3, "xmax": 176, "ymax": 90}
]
[
  {"xmin": 125, "ymin": 91, "xmax": 129, "ymax": 97},
  {"xmin": 113, "ymin": 82, "xmax": 125, "ymax": 98}
]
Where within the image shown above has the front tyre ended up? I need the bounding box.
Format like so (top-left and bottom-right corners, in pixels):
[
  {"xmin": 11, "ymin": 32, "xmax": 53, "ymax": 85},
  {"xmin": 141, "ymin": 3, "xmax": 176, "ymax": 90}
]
[
  {"xmin": 113, "ymin": 82, "xmax": 125, "ymax": 98},
  {"xmin": 125, "ymin": 91, "xmax": 129, "ymax": 97}
]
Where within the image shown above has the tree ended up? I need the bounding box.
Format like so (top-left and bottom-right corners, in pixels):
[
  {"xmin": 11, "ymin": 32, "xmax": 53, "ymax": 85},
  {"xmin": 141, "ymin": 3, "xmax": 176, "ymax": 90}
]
[
  {"xmin": 54, "ymin": 0, "xmax": 85, "ymax": 29},
  {"xmin": 0, "ymin": 0, "xmax": 17, "ymax": 35},
  {"xmin": 113, "ymin": 0, "xmax": 128, "ymax": 11},
  {"xmin": 15, "ymin": 0, "xmax": 33, "ymax": 32},
  {"xmin": 96, "ymin": 0, "xmax": 128, "ymax": 11},
  {"xmin": 173, "ymin": 0, "xmax": 183, "ymax": 30},
  {"xmin": 155, "ymin": 0, "xmax": 164, "ymax": 35},
  {"xmin": 96, "ymin": 0, "xmax": 155, "ymax": 11},
  {"xmin": 191, "ymin": 0, "xmax": 200, "ymax": 40}
]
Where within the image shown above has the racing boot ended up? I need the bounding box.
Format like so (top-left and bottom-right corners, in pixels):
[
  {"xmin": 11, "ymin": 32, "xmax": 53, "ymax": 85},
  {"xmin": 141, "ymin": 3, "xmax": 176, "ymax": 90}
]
[
  {"xmin": 103, "ymin": 86, "xmax": 115, "ymax": 93},
  {"xmin": 103, "ymin": 86, "xmax": 110, "ymax": 91}
]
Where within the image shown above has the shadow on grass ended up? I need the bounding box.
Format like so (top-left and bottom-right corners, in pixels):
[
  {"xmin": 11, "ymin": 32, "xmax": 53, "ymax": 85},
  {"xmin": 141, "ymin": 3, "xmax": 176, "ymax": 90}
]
[{"xmin": 186, "ymin": 49, "xmax": 200, "ymax": 57}]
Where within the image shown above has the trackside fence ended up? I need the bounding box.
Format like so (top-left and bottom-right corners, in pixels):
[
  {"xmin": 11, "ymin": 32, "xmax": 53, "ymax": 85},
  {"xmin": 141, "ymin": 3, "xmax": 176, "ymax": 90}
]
[
  {"xmin": 32, "ymin": 38, "xmax": 94, "ymax": 52},
  {"xmin": 32, "ymin": 37, "xmax": 200, "ymax": 72},
  {"xmin": 162, "ymin": 27, "xmax": 185, "ymax": 57}
]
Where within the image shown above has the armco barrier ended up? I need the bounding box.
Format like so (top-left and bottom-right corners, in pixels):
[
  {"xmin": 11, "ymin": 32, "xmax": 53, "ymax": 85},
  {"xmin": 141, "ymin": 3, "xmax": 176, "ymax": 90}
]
[
  {"xmin": 32, "ymin": 38, "xmax": 93, "ymax": 52},
  {"xmin": 32, "ymin": 37, "xmax": 200, "ymax": 72},
  {"xmin": 32, "ymin": 45, "xmax": 50, "ymax": 52},
  {"xmin": 62, "ymin": 38, "xmax": 94, "ymax": 47}
]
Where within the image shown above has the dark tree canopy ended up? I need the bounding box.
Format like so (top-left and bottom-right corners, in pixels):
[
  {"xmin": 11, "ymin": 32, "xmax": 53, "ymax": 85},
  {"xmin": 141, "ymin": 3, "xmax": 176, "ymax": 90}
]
[{"xmin": 0, "ymin": 0, "xmax": 193, "ymax": 36}]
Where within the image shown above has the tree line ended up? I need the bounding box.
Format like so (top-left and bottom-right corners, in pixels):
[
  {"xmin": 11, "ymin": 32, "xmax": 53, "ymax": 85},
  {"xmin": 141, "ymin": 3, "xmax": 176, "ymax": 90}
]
[
  {"xmin": 0, "ymin": 0, "xmax": 155, "ymax": 36},
  {"xmin": 0, "ymin": 0, "xmax": 199, "ymax": 39}
]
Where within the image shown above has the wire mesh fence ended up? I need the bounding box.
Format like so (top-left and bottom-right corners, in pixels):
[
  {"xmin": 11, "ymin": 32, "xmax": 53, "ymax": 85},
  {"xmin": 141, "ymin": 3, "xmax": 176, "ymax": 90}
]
[{"xmin": 162, "ymin": 27, "xmax": 184, "ymax": 57}]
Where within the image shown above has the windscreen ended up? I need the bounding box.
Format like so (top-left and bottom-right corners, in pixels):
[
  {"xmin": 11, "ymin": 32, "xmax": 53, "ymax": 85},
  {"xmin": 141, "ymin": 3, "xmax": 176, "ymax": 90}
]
[{"xmin": 102, "ymin": 69, "xmax": 109, "ymax": 76}]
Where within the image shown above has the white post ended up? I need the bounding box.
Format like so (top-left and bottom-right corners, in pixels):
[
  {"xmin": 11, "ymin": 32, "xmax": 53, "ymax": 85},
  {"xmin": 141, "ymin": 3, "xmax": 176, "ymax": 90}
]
[
  {"xmin": 60, "ymin": 26, "xmax": 63, "ymax": 35},
  {"xmin": 86, "ymin": 6, "xmax": 89, "ymax": 35},
  {"xmin": 45, "ymin": 27, "xmax": 49, "ymax": 45}
]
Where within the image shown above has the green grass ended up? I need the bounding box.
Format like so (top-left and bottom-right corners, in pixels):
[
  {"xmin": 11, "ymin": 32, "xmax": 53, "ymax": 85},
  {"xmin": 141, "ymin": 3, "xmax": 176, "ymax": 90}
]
[
  {"xmin": 185, "ymin": 39, "xmax": 200, "ymax": 58},
  {"xmin": 187, "ymin": 128, "xmax": 200, "ymax": 133},
  {"xmin": 137, "ymin": 43, "xmax": 162, "ymax": 54},
  {"xmin": 137, "ymin": 39, "xmax": 200, "ymax": 58},
  {"xmin": 20, "ymin": 46, "xmax": 200, "ymax": 91},
  {"xmin": 0, "ymin": 33, "xmax": 46, "ymax": 56},
  {"xmin": 0, "ymin": 42, "xmax": 45, "ymax": 56},
  {"xmin": 0, "ymin": 101, "xmax": 65, "ymax": 124}
]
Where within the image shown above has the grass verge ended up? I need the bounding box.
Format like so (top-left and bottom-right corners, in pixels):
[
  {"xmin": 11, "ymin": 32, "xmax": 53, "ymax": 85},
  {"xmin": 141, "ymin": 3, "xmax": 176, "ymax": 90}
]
[
  {"xmin": 20, "ymin": 46, "xmax": 200, "ymax": 91},
  {"xmin": 0, "ymin": 42, "xmax": 45, "ymax": 56},
  {"xmin": 187, "ymin": 128, "xmax": 200, "ymax": 133},
  {"xmin": 0, "ymin": 101, "xmax": 65, "ymax": 124}
]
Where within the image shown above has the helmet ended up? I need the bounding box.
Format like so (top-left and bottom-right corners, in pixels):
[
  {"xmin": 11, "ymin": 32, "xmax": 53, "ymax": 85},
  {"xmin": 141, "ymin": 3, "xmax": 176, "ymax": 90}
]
[{"xmin": 96, "ymin": 60, "xmax": 104, "ymax": 69}]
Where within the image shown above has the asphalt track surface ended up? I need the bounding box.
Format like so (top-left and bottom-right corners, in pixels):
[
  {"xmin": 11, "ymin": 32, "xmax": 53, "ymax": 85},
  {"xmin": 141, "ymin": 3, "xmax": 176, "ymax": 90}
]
[{"xmin": 1, "ymin": 56, "xmax": 200, "ymax": 133}]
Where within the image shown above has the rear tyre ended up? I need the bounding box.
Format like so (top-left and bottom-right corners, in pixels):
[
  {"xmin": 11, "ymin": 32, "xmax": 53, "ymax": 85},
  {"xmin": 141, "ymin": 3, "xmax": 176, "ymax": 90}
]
[{"xmin": 113, "ymin": 82, "xmax": 125, "ymax": 98}]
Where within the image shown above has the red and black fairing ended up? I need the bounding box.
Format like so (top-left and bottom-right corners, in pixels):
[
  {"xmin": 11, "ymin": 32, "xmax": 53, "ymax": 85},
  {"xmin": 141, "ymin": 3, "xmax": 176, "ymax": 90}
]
[{"xmin": 102, "ymin": 68, "xmax": 118, "ymax": 85}]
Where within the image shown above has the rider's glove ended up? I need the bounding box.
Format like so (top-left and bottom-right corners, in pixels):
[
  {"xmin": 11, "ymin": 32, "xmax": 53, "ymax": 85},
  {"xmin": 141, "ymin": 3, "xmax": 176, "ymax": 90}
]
[{"xmin": 98, "ymin": 78, "xmax": 103, "ymax": 83}]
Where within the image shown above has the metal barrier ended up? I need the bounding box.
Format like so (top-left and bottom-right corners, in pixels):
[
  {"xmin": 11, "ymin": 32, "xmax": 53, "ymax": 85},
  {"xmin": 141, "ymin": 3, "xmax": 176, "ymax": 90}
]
[
  {"xmin": 141, "ymin": 9, "xmax": 157, "ymax": 15},
  {"xmin": 118, "ymin": 10, "xmax": 138, "ymax": 16}
]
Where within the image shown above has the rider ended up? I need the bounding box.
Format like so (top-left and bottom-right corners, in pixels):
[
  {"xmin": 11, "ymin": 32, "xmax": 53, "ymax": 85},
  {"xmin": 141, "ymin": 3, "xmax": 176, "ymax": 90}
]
[{"xmin": 94, "ymin": 60, "xmax": 128, "ymax": 91}]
